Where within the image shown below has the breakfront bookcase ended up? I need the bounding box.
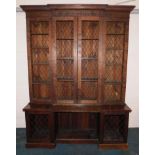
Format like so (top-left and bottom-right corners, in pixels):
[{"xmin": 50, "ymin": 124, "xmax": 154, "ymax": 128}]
[{"xmin": 21, "ymin": 4, "xmax": 134, "ymax": 149}]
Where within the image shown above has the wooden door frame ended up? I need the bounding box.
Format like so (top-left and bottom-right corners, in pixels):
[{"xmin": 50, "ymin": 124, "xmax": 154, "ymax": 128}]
[
  {"xmin": 77, "ymin": 16, "xmax": 103, "ymax": 104},
  {"xmin": 52, "ymin": 17, "xmax": 78, "ymax": 104}
]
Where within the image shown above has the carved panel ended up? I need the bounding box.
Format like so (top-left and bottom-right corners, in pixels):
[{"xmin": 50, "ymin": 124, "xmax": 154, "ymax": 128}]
[
  {"xmin": 103, "ymin": 114, "xmax": 126, "ymax": 142},
  {"xmin": 51, "ymin": 10, "xmax": 104, "ymax": 16}
]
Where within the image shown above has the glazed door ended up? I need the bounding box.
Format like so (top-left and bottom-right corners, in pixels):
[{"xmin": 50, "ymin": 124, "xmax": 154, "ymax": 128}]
[
  {"xmin": 53, "ymin": 17, "xmax": 103, "ymax": 104},
  {"xmin": 104, "ymin": 21, "xmax": 126, "ymax": 104},
  {"xmin": 29, "ymin": 20, "xmax": 52, "ymax": 103},
  {"xmin": 52, "ymin": 17, "xmax": 78, "ymax": 104},
  {"xmin": 77, "ymin": 17, "xmax": 103, "ymax": 104}
]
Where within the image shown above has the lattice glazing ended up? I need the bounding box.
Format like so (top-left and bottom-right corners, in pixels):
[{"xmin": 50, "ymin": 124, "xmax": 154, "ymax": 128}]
[
  {"xmin": 57, "ymin": 60, "xmax": 73, "ymax": 79},
  {"xmin": 31, "ymin": 21, "xmax": 49, "ymax": 34},
  {"xmin": 104, "ymin": 66, "xmax": 122, "ymax": 82},
  {"xmin": 105, "ymin": 50, "xmax": 123, "ymax": 65},
  {"xmin": 31, "ymin": 35, "xmax": 49, "ymax": 48},
  {"xmin": 103, "ymin": 115, "xmax": 125, "ymax": 142},
  {"xmin": 82, "ymin": 21, "xmax": 99, "ymax": 39},
  {"xmin": 56, "ymin": 21, "xmax": 73, "ymax": 39},
  {"xmin": 82, "ymin": 40, "xmax": 98, "ymax": 58},
  {"xmin": 106, "ymin": 35, "xmax": 124, "ymax": 50},
  {"xmin": 82, "ymin": 60, "xmax": 98, "ymax": 79},
  {"xmin": 29, "ymin": 114, "xmax": 49, "ymax": 140},
  {"xmin": 57, "ymin": 81, "xmax": 74, "ymax": 100},
  {"xmin": 33, "ymin": 84, "xmax": 50, "ymax": 99},
  {"xmin": 32, "ymin": 49, "xmax": 49, "ymax": 63},
  {"xmin": 81, "ymin": 82, "xmax": 97, "ymax": 100},
  {"xmin": 107, "ymin": 22, "xmax": 125, "ymax": 34},
  {"xmin": 56, "ymin": 40, "xmax": 73, "ymax": 58},
  {"xmin": 32, "ymin": 65, "xmax": 49, "ymax": 82},
  {"xmin": 104, "ymin": 84, "xmax": 121, "ymax": 102}
]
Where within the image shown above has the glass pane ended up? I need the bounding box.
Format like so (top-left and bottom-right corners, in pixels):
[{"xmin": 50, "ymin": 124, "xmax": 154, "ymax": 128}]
[
  {"xmin": 81, "ymin": 81, "xmax": 97, "ymax": 100},
  {"xmin": 30, "ymin": 21, "xmax": 50, "ymax": 101},
  {"xmin": 32, "ymin": 49, "xmax": 49, "ymax": 63},
  {"xmin": 104, "ymin": 66, "xmax": 122, "ymax": 82},
  {"xmin": 56, "ymin": 20, "xmax": 74, "ymax": 101},
  {"xmin": 80, "ymin": 20, "xmax": 99, "ymax": 101},
  {"xmin": 106, "ymin": 35, "xmax": 124, "ymax": 50},
  {"xmin": 105, "ymin": 50, "xmax": 123, "ymax": 65},
  {"xmin": 31, "ymin": 35, "xmax": 49, "ymax": 48},
  {"xmin": 56, "ymin": 40, "xmax": 73, "ymax": 58},
  {"xmin": 57, "ymin": 81, "xmax": 74, "ymax": 100},
  {"xmin": 104, "ymin": 84, "xmax": 121, "ymax": 102},
  {"xmin": 31, "ymin": 21, "xmax": 49, "ymax": 34},
  {"xmin": 82, "ymin": 21, "xmax": 99, "ymax": 39},
  {"xmin": 56, "ymin": 21, "xmax": 73, "ymax": 39},
  {"xmin": 103, "ymin": 115, "xmax": 125, "ymax": 142},
  {"xmin": 57, "ymin": 60, "xmax": 73, "ymax": 79},
  {"xmin": 82, "ymin": 40, "xmax": 98, "ymax": 58},
  {"xmin": 32, "ymin": 65, "xmax": 50, "ymax": 82},
  {"xmin": 81, "ymin": 60, "xmax": 98, "ymax": 79},
  {"xmin": 104, "ymin": 21, "xmax": 125, "ymax": 103},
  {"xmin": 33, "ymin": 84, "xmax": 50, "ymax": 99},
  {"xmin": 107, "ymin": 22, "xmax": 125, "ymax": 34},
  {"xmin": 29, "ymin": 114, "xmax": 49, "ymax": 140}
]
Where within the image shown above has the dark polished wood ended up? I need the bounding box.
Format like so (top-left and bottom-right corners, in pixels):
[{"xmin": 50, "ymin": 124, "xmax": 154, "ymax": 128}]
[
  {"xmin": 99, "ymin": 143, "xmax": 128, "ymax": 150},
  {"xmin": 26, "ymin": 143, "xmax": 56, "ymax": 148},
  {"xmin": 21, "ymin": 4, "xmax": 134, "ymax": 149},
  {"xmin": 56, "ymin": 138, "xmax": 98, "ymax": 144}
]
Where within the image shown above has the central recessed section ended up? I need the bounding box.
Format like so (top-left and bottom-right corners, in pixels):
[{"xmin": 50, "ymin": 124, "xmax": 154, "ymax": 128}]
[{"xmin": 56, "ymin": 112, "xmax": 99, "ymax": 140}]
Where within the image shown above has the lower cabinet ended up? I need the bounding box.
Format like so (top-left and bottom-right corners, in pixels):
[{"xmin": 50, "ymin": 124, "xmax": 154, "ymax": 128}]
[
  {"xmin": 55, "ymin": 112, "xmax": 99, "ymax": 143},
  {"xmin": 24, "ymin": 106, "xmax": 130, "ymax": 149},
  {"xmin": 99, "ymin": 112, "xmax": 129, "ymax": 149},
  {"xmin": 25, "ymin": 111, "xmax": 55, "ymax": 148}
]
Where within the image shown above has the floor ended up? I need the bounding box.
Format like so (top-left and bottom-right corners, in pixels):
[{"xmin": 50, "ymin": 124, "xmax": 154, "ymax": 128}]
[{"xmin": 16, "ymin": 128, "xmax": 139, "ymax": 155}]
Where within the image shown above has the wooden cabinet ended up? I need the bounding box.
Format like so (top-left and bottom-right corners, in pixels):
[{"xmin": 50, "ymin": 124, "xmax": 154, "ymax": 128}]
[{"xmin": 21, "ymin": 4, "xmax": 134, "ymax": 149}]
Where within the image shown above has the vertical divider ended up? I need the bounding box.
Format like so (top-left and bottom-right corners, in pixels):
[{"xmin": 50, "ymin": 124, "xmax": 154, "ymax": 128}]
[
  {"xmin": 101, "ymin": 18, "xmax": 106, "ymax": 104},
  {"xmin": 51, "ymin": 17, "xmax": 57, "ymax": 104},
  {"xmin": 77, "ymin": 18, "xmax": 82, "ymax": 103},
  {"xmin": 98, "ymin": 17, "xmax": 104, "ymax": 104},
  {"xmin": 49, "ymin": 17, "xmax": 56, "ymax": 104},
  {"xmin": 73, "ymin": 17, "xmax": 78, "ymax": 103}
]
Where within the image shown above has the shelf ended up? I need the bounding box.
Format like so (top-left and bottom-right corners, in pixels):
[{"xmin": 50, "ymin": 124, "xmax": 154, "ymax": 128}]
[
  {"xmin": 57, "ymin": 129, "xmax": 98, "ymax": 139},
  {"xmin": 57, "ymin": 57, "xmax": 74, "ymax": 60},
  {"xmin": 32, "ymin": 62, "xmax": 49, "ymax": 65},
  {"xmin": 31, "ymin": 33, "xmax": 49, "ymax": 35},
  {"xmin": 32, "ymin": 47, "xmax": 49, "ymax": 50},
  {"xmin": 106, "ymin": 33, "xmax": 125, "ymax": 35},
  {"xmin": 82, "ymin": 57, "xmax": 97, "ymax": 60},
  {"xmin": 106, "ymin": 48, "xmax": 123, "ymax": 51},
  {"xmin": 32, "ymin": 81, "xmax": 51, "ymax": 84},
  {"xmin": 56, "ymin": 38, "xmax": 73, "ymax": 40},
  {"xmin": 105, "ymin": 63, "xmax": 122, "ymax": 66},
  {"xmin": 104, "ymin": 81, "xmax": 122, "ymax": 84},
  {"xmin": 33, "ymin": 97, "xmax": 50, "ymax": 100},
  {"xmin": 81, "ymin": 78, "xmax": 98, "ymax": 81},
  {"xmin": 82, "ymin": 38, "xmax": 99, "ymax": 40},
  {"xmin": 57, "ymin": 77, "xmax": 73, "ymax": 81}
]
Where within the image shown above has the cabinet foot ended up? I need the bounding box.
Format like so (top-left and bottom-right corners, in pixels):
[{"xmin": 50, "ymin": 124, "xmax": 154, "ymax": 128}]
[
  {"xmin": 99, "ymin": 143, "xmax": 128, "ymax": 150},
  {"xmin": 26, "ymin": 143, "xmax": 56, "ymax": 149}
]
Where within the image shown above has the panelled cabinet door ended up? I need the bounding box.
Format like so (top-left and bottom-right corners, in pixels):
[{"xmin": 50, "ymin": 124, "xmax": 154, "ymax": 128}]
[
  {"xmin": 78, "ymin": 17, "xmax": 103, "ymax": 104},
  {"xmin": 52, "ymin": 17, "xmax": 78, "ymax": 104},
  {"xmin": 28, "ymin": 20, "xmax": 52, "ymax": 103}
]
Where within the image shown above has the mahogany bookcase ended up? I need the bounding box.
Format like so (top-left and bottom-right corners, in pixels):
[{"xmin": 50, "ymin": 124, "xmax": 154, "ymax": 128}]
[{"xmin": 21, "ymin": 4, "xmax": 134, "ymax": 149}]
